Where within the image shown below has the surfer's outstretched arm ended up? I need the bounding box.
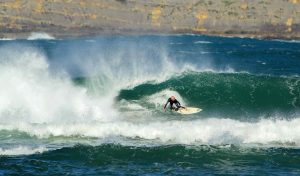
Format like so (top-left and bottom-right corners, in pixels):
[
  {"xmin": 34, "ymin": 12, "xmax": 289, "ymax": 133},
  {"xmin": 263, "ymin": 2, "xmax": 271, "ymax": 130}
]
[{"xmin": 163, "ymin": 98, "xmax": 170, "ymax": 111}]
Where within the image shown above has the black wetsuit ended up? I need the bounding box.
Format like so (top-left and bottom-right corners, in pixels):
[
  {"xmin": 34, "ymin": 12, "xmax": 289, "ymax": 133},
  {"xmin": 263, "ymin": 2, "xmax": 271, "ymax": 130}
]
[{"xmin": 164, "ymin": 98, "xmax": 182, "ymax": 111}]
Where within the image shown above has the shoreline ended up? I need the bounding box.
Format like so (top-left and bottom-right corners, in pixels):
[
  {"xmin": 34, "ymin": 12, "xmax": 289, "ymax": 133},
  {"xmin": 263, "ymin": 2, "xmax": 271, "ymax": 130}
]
[{"xmin": 1, "ymin": 30, "xmax": 300, "ymax": 41}]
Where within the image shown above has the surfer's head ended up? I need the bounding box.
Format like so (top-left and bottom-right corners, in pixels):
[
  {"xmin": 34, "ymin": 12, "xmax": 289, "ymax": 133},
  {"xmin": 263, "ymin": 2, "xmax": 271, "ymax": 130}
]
[{"xmin": 170, "ymin": 96, "xmax": 175, "ymax": 101}]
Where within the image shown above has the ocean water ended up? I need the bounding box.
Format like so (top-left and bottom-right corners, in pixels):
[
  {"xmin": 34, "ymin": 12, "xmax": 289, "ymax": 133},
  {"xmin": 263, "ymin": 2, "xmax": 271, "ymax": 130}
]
[{"xmin": 0, "ymin": 34, "xmax": 300, "ymax": 175}]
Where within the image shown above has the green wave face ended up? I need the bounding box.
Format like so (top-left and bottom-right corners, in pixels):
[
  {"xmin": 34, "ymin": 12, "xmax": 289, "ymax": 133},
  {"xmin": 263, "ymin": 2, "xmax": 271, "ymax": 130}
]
[
  {"xmin": 118, "ymin": 72, "xmax": 300, "ymax": 118},
  {"xmin": 2, "ymin": 144, "xmax": 299, "ymax": 175}
]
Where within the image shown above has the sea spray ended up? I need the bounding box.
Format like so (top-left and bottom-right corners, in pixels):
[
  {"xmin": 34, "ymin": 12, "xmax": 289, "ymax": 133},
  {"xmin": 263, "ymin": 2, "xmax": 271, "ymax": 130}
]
[{"xmin": 0, "ymin": 44, "xmax": 117, "ymax": 125}]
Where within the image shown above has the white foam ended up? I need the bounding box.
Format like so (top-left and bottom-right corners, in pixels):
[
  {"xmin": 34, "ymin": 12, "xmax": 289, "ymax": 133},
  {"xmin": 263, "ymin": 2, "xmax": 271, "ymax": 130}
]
[
  {"xmin": 169, "ymin": 42, "xmax": 183, "ymax": 45},
  {"xmin": 85, "ymin": 39, "xmax": 96, "ymax": 43},
  {"xmin": 0, "ymin": 146, "xmax": 47, "ymax": 156},
  {"xmin": 1, "ymin": 118, "xmax": 300, "ymax": 146},
  {"xmin": 272, "ymin": 39, "xmax": 300, "ymax": 43},
  {"xmin": 0, "ymin": 38, "xmax": 14, "ymax": 41},
  {"xmin": 0, "ymin": 44, "xmax": 116, "ymax": 124},
  {"xmin": 27, "ymin": 32, "xmax": 55, "ymax": 40},
  {"xmin": 194, "ymin": 41, "xmax": 212, "ymax": 44},
  {"xmin": 286, "ymin": 79, "xmax": 300, "ymax": 108}
]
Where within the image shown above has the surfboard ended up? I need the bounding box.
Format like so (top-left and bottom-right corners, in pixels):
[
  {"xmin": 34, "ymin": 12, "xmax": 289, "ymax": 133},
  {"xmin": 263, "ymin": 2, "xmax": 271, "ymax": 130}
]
[{"xmin": 176, "ymin": 107, "xmax": 202, "ymax": 115}]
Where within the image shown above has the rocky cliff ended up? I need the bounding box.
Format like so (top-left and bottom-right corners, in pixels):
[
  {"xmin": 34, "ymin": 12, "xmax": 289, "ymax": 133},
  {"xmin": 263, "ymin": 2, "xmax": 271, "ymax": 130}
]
[{"xmin": 0, "ymin": 0, "xmax": 299, "ymax": 39}]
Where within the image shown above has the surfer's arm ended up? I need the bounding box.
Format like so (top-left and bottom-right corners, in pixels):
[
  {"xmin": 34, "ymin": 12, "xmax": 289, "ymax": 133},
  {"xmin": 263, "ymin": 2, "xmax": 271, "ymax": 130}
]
[
  {"xmin": 175, "ymin": 100, "xmax": 185, "ymax": 109},
  {"xmin": 163, "ymin": 98, "xmax": 170, "ymax": 110}
]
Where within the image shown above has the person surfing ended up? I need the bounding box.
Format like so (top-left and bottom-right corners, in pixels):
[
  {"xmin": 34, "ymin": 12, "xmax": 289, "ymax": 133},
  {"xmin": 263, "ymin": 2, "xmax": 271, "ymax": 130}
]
[{"xmin": 163, "ymin": 96, "xmax": 185, "ymax": 112}]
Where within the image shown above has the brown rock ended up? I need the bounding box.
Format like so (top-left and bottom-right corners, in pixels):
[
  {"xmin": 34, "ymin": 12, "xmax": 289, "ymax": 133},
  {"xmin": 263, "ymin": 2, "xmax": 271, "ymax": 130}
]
[{"xmin": 0, "ymin": 0, "xmax": 299, "ymax": 39}]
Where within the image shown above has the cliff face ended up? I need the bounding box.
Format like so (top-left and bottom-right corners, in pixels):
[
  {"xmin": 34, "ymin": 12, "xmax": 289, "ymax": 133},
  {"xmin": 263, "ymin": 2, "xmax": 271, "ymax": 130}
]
[{"xmin": 0, "ymin": 0, "xmax": 299, "ymax": 39}]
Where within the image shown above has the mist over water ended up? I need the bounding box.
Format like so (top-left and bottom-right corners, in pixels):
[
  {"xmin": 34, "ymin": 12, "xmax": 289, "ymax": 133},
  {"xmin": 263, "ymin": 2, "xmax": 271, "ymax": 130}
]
[{"xmin": 0, "ymin": 35, "xmax": 300, "ymax": 175}]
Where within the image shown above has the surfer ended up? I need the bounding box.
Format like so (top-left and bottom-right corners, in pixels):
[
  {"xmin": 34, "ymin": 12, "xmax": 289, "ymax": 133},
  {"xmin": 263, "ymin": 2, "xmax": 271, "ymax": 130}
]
[{"xmin": 163, "ymin": 96, "xmax": 185, "ymax": 111}]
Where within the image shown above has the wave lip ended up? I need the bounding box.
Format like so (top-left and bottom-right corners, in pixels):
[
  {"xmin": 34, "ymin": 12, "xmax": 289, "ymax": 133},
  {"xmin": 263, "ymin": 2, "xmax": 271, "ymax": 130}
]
[{"xmin": 0, "ymin": 146, "xmax": 47, "ymax": 156}]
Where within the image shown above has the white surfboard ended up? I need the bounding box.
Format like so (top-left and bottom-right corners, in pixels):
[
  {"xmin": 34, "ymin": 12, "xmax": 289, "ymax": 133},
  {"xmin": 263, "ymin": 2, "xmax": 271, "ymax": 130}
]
[{"xmin": 177, "ymin": 107, "xmax": 202, "ymax": 115}]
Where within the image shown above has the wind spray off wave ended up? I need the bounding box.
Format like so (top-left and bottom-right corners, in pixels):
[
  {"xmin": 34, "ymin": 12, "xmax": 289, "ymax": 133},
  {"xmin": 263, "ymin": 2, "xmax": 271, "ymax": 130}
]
[
  {"xmin": 0, "ymin": 40, "xmax": 199, "ymax": 144},
  {"xmin": 0, "ymin": 44, "xmax": 116, "ymax": 126}
]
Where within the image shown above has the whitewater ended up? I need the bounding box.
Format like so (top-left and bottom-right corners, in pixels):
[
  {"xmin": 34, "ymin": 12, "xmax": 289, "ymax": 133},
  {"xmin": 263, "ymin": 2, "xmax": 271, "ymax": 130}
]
[{"xmin": 0, "ymin": 34, "xmax": 299, "ymax": 175}]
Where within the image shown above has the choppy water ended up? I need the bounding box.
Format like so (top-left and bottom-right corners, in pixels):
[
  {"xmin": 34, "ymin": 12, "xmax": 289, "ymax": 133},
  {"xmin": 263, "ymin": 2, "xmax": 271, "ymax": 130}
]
[{"xmin": 0, "ymin": 34, "xmax": 300, "ymax": 175}]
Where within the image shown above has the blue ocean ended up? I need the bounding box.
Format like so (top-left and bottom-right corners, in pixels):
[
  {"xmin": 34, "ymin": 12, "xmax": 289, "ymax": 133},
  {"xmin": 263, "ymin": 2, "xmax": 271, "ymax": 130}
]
[{"xmin": 0, "ymin": 34, "xmax": 300, "ymax": 175}]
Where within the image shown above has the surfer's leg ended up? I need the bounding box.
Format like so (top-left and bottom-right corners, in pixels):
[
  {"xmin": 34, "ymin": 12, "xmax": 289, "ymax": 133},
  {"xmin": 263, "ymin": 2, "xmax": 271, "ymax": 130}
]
[
  {"xmin": 177, "ymin": 105, "xmax": 185, "ymax": 109},
  {"xmin": 170, "ymin": 106, "xmax": 175, "ymax": 111}
]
